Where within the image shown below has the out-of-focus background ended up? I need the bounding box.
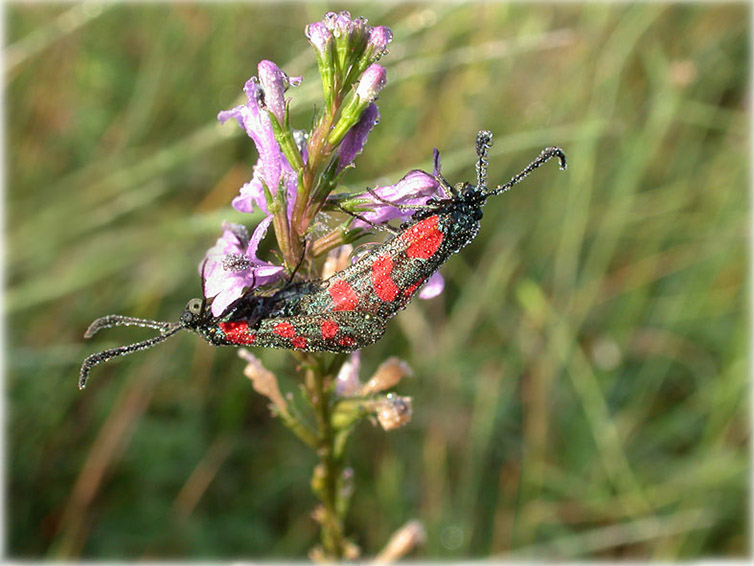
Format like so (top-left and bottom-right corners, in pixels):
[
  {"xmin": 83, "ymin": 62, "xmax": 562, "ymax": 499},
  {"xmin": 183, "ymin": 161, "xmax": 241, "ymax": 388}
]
[{"xmin": 7, "ymin": 2, "xmax": 747, "ymax": 560}]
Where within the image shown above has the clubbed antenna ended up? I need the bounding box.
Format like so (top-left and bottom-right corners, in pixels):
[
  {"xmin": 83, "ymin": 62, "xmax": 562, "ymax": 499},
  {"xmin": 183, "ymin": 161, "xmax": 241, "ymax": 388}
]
[
  {"xmin": 484, "ymin": 146, "xmax": 567, "ymax": 198},
  {"xmin": 79, "ymin": 316, "xmax": 183, "ymax": 390},
  {"xmin": 476, "ymin": 130, "xmax": 493, "ymax": 190},
  {"xmin": 84, "ymin": 315, "xmax": 178, "ymax": 338}
]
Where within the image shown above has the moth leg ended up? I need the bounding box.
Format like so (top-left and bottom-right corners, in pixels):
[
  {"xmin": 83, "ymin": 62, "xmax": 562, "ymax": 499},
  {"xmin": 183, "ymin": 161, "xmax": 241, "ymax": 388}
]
[
  {"xmin": 333, "ymin": 202, "xmax": 401, "ymax": 235},
  {"xmin": 365, "ymin": 186, "xmax": 437, "ymax": 212}
]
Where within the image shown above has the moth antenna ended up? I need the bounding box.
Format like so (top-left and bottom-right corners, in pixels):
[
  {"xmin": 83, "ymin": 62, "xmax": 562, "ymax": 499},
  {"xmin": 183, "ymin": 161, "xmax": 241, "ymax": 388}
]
[
  {"xmin": 84, "ymin": 315, "xmax": 176, "ymax": 339},
  {"xmin": 476, "ymin": 130, "xmax": 493, "ymax": 190},
  {"xmin": 484, "ymin": 146, "xmax": 567, "ymax": 198},
  {"xmin": 79, "ymin": 324, "xmax": 183, "ymax": 389}
]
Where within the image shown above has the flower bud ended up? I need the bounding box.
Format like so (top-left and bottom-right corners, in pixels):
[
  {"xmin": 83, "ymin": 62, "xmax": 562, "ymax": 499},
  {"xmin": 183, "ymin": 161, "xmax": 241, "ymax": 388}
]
[
  {"xmin": 374, "ymin": 520, "xmax": 427, "ymax": 563},
  {"xmin": 355, "ymin": 63, "xmax": 387, "ymax": 102},
  {"xmin": 238, "ymin": 348, "xmax": 287, "ymax": 413},
  {"xmin": 418, "ymin": 272, "xmax": 445, "ymax": 300},
  {"xmin": 257, "ymin": 60, "xmax": 299, "ymax": 125},
  {"xmin": 339, "ymin": 467, "xmax": 354, "ymax": 500},
  {"xmin": 305, "ymin": 21, "xmax": 333, "ymax": 56},
  {"xmin": 327, "ymin": 64, "xmax": 387, "ymax": 147},
  {"xmin": 321, "ymin": 244, "xmax": 353, "ymax": 279},
  {"xmin": 335, "ymin": 351, "xmax": 361, "ymax": 397},
  {"xmin": 360, "ymin": 357, "xmax": 412, "ymax": 395},
  {"xmin": 374, "ymin": 393, "xmax": 412, "ymax": 431},
  {"xmin": 366, "ymin": 26, "xmax": 393, "ymax": 60},
  {"xmin": 330, "ymin": 11, "xmax": 351, "ymax": 37}
]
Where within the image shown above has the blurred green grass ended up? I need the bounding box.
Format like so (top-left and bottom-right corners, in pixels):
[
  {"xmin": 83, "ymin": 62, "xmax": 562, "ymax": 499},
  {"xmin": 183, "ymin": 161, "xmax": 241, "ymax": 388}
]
[{"xmin": 7, "ymin": 2, "xmax": 747, "ymax": 560}]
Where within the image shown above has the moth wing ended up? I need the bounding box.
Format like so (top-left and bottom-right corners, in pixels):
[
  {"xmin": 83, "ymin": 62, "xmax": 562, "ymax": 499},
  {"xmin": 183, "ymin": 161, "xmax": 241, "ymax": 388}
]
[
  {"xmin": 314, "ymin": 214, "xmax": 447, "ymax": 318},
  {"xmin": 223, "ymin": 311, "xmax": 388, "ymax": 353}
]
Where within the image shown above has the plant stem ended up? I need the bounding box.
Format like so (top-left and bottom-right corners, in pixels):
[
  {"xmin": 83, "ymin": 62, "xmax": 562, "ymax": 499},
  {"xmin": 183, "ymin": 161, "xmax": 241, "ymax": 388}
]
[{"xmin": 307, "ymin": 355, "xmax": 347, "ymax": 559}]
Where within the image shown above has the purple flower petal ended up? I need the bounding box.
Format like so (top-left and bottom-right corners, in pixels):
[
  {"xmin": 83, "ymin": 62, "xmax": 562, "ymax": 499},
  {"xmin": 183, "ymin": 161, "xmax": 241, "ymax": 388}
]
[
  {"xmin": 204, "ymin": 267, "xmax": 245, "ymax": 301},
  {"xmin": 372, "ymin": 170, "xmax": 439, "ymax": 201},
  {"xmin": 210, "ymin": 287, "xmax": 244, "ymax": 318},
  {"xmin": 246, "ymin": 214, "xmax": 274, "ymax": 259},
  {"xmin": 257, "ymin": 60, "xmax": 298, "ymax": 125},
  {"xmin": 336, "ymin": 351, "xmax": 361, "ymax": 396},
  {"xmin": 202, "ymin": 218, "xmax": 286, "ymax": 316},
  {"xmin": 221, "ymin": 70, "xmax": 306, "ymax": 226},
  {"xmin": 337, "ymin": 103, "xmax": 380, "ymax": 173},
  {"xmin": 232, "ymin": 167, "xmax": 267, "ymax": 214},
  {"xmin": 351, "ymin": 169, "xmax": 441, "ymax": 228},
  {"xmin": 254, "ymin": 264, "xmax": 286, "ymax": 278},
  {"xmin": 418, "ymin": 272, "xmax": 444, "ymax": 300},
  {"xmin": 219, "ymin": 77, "xmax": 284, "ymax": 204}
]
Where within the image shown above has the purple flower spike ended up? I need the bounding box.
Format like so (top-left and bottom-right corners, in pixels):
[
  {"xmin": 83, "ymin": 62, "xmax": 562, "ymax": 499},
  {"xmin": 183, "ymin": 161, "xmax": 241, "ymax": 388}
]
[
  {"xmin": 337, "ymin": 103, "xmax": 380, "ymax": 173},
  {"xmin": 203, "ymin": 217, "xmax": 285, "ymax": 316},
  {"xmin": 257, "ymin": 60, "xmax": 298, "ymax": 124},
  {"xmin": 418, "ymin": 272, "xmax": 444, "ymax": 300},
  {"xmin": 355, "ymin": 64, "xmax": 387, "ymax": 102},
  {"xmin": 351, "ymin": 169, "xmax": 441, "ymax": 228}
]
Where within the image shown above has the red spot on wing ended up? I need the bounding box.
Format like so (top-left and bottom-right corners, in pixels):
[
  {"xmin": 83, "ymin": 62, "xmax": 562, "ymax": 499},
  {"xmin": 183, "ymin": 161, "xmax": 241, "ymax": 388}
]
[
  {"xmin": 321, "ymin": 319, "xmax": 339, "ymax": 340},
  {"xmin": 338, "ymin": 336, "xmax": 356, "ymax": 348},
  {"xmin": 220, "ymin": 321, "xmax": 247, "ymax": 333},
  {"xmin": 402, "ymin": 215, "xmax": 443, "ymax": 259},
  {"xmin": 235, "ymin": 333, "xmax": 256, "ymax": 345},
  {"xmin": 329, "ymin": 280, "xmax": 359, "ymax": 311},
  {"xmin": 291, "ymin": 336, "xmax": 307, "ymax": 349},
  {"xmin": 219, "ymin": 321, "xmax": 256, "ymax": 344},
  {"xmin": 273, "ymin": 322, "xmax": 296, "ymax": 338},
  {"xmin": 403, "ymin": 277, "xmax": 427, "ymax": 297},
  {"xmin": 371, "ymin": 255, "xmax": 399, "ymax": 302},
  {"xmin": 403, "ymin": 282, "xmax": 420, "ymax": 297}
]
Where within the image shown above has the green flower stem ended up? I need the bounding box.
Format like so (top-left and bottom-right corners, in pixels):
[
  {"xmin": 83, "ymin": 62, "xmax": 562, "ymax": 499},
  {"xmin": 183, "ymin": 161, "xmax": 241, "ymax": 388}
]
[
  {"xmin": 276, "ymin": 406, "xmax": 319, "ymax": 448},
  {"xmin": 309, "ymin": 227, "xmax": 353, "ymax": 258},
  {"xmin": 268, "ymin": 191, "xmax": 294, "ymax": 270},
  {"xmin": 327, "ymin": 94, "xmax": 366, "ymax": 147},
  {"xmin": 269, "ymin": 113, "xmax": 305, "ymax": 172},
  {"xmin": 291, "ymin": 111, "xmax": 335, "ymax": 243},
  {"xmin": 302, "ymin": 353, "xmax": 348, "ymax": 559}
]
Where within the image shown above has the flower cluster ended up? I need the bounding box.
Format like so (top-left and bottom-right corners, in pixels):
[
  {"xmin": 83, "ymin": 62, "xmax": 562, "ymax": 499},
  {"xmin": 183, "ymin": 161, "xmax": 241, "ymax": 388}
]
[
  {"xmin": 203, "ymin": 11, "xmax": 445, "ymax": 316},
  {"xmin": 211, "ymin": 13, "xmax": 435, "ymax": 560}
]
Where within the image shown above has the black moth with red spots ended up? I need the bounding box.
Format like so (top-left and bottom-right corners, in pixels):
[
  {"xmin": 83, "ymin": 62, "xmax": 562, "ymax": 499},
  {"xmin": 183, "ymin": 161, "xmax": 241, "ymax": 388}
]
[{"xmin": 79, "ymin": 132, "xmax": 566, "ymax": 389}]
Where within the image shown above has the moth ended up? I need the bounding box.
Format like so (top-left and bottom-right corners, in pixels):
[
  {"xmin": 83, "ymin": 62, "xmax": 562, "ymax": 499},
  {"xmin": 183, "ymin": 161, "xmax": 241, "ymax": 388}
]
[{"xmin": 79, "ymin": 131, "xmax": 566, "ymax": 388}]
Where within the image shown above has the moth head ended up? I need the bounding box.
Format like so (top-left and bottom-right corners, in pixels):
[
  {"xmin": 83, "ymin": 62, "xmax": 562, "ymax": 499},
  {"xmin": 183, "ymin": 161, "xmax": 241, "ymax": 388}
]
[{"xmin": 180, "ymin": 297, "xmax": 207, "ymax": 327}]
